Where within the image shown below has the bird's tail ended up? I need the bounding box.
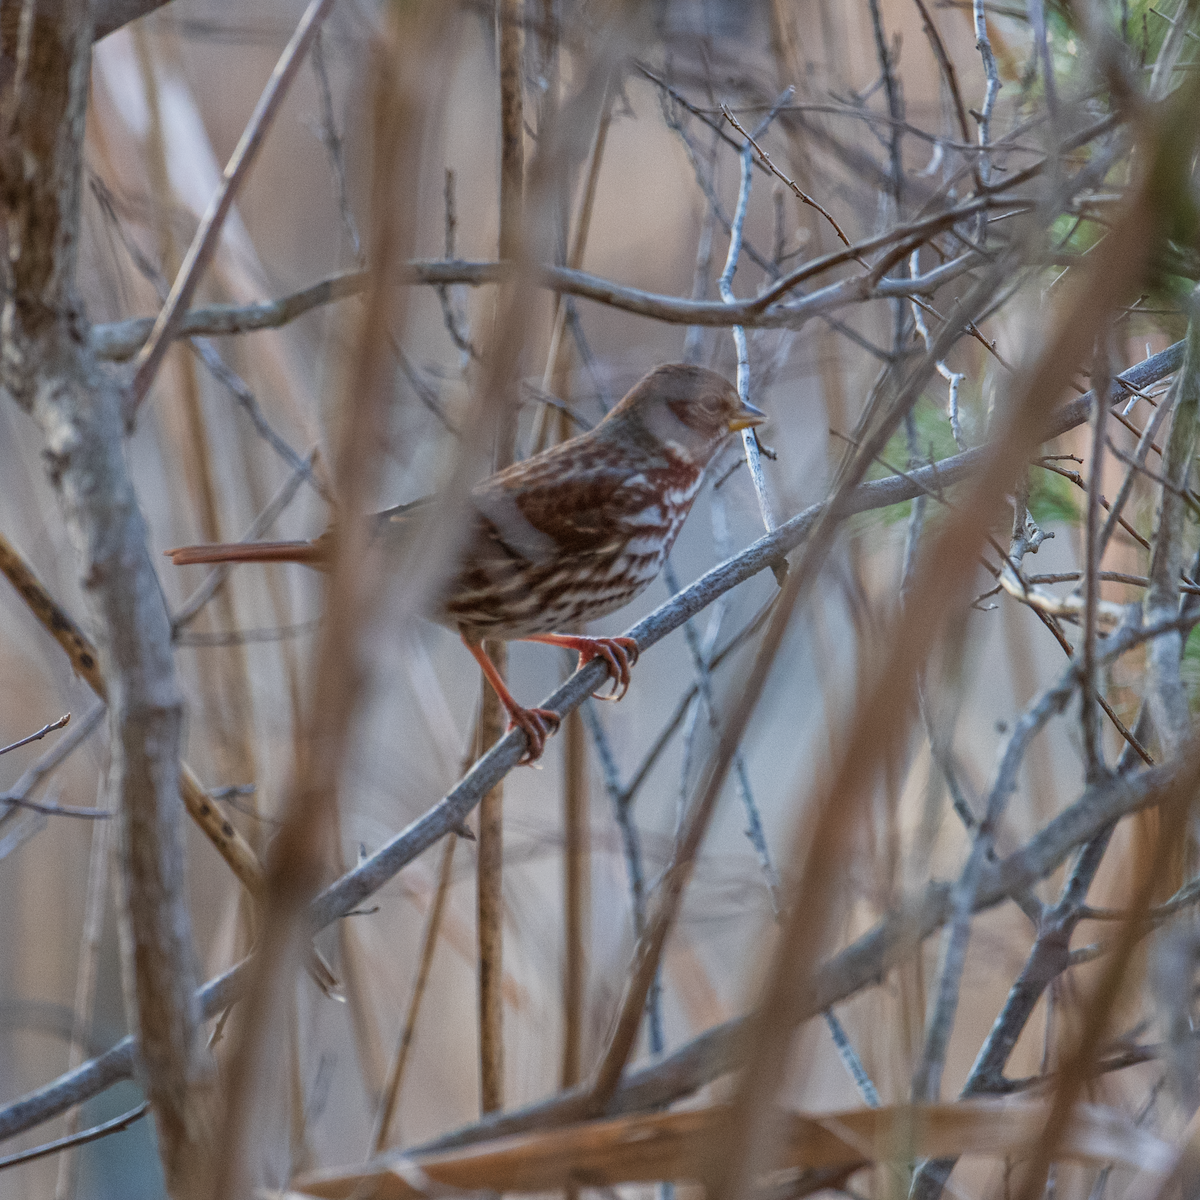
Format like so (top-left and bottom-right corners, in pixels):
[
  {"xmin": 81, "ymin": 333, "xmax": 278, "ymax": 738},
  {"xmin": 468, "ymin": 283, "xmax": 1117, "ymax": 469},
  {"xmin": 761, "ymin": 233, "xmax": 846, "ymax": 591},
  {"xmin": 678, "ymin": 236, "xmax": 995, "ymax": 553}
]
[{"xmin": 166, "ymin": 540, "xmax": 327, "ymax": 567}]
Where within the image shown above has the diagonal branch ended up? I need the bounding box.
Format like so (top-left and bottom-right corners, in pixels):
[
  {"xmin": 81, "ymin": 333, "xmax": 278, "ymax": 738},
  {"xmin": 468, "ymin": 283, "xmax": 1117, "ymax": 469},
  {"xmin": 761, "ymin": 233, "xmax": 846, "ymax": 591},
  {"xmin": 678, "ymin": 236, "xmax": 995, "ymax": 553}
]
[
  {"xmin": 0, "ymin": 339, "xmax": 1185, "ymax": 1150},
  {"xmin": 128, "ymin": 0, "xmax": 336, "ymax": 412}
]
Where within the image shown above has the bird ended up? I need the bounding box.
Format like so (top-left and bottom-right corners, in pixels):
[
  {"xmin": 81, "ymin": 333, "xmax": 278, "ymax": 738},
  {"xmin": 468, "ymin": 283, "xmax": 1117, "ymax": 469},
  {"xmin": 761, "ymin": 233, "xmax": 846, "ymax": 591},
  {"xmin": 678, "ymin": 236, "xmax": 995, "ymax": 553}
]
[{"xmin": 167, "ymin": 363, "xmax": 765, "ymax": 762}]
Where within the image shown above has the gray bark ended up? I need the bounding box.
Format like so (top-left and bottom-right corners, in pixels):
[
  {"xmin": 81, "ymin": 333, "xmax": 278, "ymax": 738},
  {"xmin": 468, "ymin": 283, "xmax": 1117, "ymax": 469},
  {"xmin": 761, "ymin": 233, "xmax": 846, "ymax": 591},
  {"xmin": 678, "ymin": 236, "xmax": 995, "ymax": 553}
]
[{"xmin": 0, "ymin": 5, "xmax": 205, "ymax": 1195}]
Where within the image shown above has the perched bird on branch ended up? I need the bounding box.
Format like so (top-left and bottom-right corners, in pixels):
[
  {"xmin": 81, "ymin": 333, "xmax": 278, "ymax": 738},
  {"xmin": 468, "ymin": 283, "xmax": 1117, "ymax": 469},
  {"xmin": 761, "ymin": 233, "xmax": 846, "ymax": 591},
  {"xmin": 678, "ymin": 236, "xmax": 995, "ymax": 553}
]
[{"xmin": 168, "ymin": 363, "xmax": 765, "ymax": 761}]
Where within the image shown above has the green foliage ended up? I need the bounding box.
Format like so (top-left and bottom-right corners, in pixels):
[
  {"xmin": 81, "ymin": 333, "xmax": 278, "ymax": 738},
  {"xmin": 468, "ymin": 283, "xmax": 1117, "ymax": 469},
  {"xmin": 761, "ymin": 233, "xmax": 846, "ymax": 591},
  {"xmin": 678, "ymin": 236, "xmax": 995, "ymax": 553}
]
[
  {"xmin": 1049, "ymin": 211, "xmax": 1105, "ymax": 256},
  {"xmin": 854, "ymin": 397, "xmax": 1083, "ymax": 535},
  {"xmin": 1148, "ymin": 80, "xmax": 1200, "ymax": 267},
  {"xmin": 1182, "ymin": 623, "xmax": 1200, "ymax": 711},
  {"xmin": 1055, "ymin": 0, "xmax": 1181, "ymax": 69},
  {"xmin": 864, "ymin": 395, "xmax": 964, "ymax": 526},
  {"xmin": 1028, "ymin": 465, "xmax": 1081, "ymax": 526}
]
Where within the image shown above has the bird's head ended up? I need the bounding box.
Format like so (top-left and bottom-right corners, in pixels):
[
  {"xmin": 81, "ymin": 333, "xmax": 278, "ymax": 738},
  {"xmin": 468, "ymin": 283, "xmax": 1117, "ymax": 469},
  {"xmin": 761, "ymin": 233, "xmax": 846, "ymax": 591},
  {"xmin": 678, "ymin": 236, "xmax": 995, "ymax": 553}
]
[{"xmin": 606, "ymin": 364, "xmax": 766, "ymax": 465}]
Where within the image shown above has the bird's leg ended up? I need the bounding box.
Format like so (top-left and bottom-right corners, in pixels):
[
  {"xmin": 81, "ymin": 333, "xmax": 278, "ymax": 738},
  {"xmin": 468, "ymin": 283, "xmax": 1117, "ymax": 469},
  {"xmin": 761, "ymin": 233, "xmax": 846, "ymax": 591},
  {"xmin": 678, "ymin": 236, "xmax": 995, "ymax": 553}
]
[
  {"xmin": 461, "ymin": 635, "xmax": 561, "ymax": 764},
  {"xmin": 521, "ymin": 633, "xmax": 640, "ymax": 701}
]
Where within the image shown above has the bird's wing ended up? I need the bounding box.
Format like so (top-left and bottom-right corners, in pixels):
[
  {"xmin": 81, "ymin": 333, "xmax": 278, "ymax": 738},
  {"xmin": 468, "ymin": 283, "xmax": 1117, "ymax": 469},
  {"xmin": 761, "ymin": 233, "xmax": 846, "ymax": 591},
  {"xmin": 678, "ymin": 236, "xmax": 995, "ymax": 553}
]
[
  {"xmin": 470, "ymin": 443, "xmax": 637, "ymax": 564},
  {"xmin": 372, "ymin": 440, "xmax": 650, "ymax": 570}
]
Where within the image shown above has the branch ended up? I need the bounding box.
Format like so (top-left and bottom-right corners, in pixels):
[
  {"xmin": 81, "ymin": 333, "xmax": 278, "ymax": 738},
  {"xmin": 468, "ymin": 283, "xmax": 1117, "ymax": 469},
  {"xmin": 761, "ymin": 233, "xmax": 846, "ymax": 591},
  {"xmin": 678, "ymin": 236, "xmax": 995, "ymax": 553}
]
[
  {"xmin": 409, "ymin": 757, "xmax": 1178, "ymax": 1158},
  {"xmin": 0, "ymin": 533, "xmax": 267, "ymax": 894},
  {"xmin": 128, "ymin": 0, "xmax": 337, "ymax": 412},
  {"xmin": 0, "ymin": 714, "xmax": 70, "ymax": 757},
  {"xmin": 0, "ymin": 1102, "xmax": 148, "ymax": 1172},
  {"xmin": 0, "ymin": 5, "xmax": 205, "ymax": 1189},
  {"xmin": 90, "ymin": 241, "xmax": 987, "ymax": 361},
  {"xmin": 1144, "ymin": 291, "xmax": 1200, "ymax": 758},
  {"xmin": 0, "ymin": 339, "xmax": 1184, "ymax": 1149}
]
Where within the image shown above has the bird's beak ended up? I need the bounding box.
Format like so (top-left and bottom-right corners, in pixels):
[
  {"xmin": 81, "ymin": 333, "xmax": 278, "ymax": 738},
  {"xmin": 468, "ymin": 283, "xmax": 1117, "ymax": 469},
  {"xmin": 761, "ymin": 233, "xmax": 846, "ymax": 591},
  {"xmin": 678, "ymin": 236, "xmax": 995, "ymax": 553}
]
[{"xmin": 727, "ymin": 400, "xmax": 766, "ymax": 432}]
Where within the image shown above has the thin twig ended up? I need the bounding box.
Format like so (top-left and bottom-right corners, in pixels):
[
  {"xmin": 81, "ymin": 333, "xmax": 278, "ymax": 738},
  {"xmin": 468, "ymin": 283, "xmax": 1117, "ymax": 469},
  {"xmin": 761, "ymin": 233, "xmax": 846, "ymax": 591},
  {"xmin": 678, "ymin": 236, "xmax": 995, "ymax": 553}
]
[
  {"xmin": 722, "ymin": 104, "xmax": 857, "ymax": 253},
  {"xmin": 54, "ymin": 768, "xmax": 113, "ymax": 1199},
  {"xmin": 171, "ymin": 448, "xmax": 319, "ymax": 633},
  {"xmin": 718, "ymin": 128, "xmax": 775, "ymax": 534},
  {"xmin": 0, "ymin": 1103, "xmax": 149, "ymax": 1172},
  {"xmin": 129, "ymin": 0, "xmax": 337, "ymax": 412},
  {"xmin": 311, "ymin": 27, "xmax": 362, "ymax": 261},
  {"xmin": 971, "ymin": 0, "xmax": 1002, "ymax": 189},
  {"xmin": 0, "ymin": 713, "xmax": 70, "ymax": 757},
  {"xmin": 663, "ymin": 561, "xmax": 781, "ymax": 912},
  {"xmin": 0, "ymin": 706, "xmax": 106, "ymax": 821},
  {"xmin": 0, "ymin": 342, "xmax": 1188, "ymax": 1147},
  {"xmin": 910, "ymin": 249, "xmax": 968, "ymax": 449},
  {"xmin": 1081, "ymin": 338, "xmax": 1111, "ymax": 781},
  {"xmin": 371, "ymin": 834, "xmax": 457, "ymax": 1152},
  {"xmin": 911, "ymin": 0, "xmax": 972, "ymax": 147},
  {"xmin": 579, "ymin": 698, "xmax": 663, "ymax": 1051},
  {"xmin": 823, "ymin": 1009, "xmax": 881, "ymax": 1106}
]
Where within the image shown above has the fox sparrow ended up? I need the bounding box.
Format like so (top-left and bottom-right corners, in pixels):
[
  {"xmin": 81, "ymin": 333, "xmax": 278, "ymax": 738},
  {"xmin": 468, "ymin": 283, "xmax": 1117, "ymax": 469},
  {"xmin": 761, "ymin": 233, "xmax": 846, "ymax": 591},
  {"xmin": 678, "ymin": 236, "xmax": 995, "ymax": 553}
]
[{"xmin": 168, "ymin": 363, "xmax": 765, "ymax": 761}]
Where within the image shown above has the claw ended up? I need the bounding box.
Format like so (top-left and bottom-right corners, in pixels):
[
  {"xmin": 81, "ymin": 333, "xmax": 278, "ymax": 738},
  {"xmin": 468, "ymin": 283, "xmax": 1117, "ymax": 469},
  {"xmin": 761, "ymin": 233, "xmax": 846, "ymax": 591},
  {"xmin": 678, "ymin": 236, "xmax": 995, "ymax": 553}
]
[
  {"xmin": 579, "ymin": 636, "xmax": 639, "ymax": 702},
  {"xmin": 506, "ymin": 705, "xmax": 561, "ymax": 765},
  {"xmin": 521, "ymin": 633, "xmax": 641, "ymax": 704},
  {"xmin": 462, "ymin": 633, "xmax": 563, "ymax": 764}
]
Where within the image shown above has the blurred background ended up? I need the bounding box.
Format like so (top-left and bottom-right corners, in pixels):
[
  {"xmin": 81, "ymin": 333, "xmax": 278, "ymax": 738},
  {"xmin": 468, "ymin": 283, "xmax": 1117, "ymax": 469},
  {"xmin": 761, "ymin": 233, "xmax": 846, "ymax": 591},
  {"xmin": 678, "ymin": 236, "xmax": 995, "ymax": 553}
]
[{"xmin": 0, "ymin": 1, "xmax": 1194, "ymax": 1197}]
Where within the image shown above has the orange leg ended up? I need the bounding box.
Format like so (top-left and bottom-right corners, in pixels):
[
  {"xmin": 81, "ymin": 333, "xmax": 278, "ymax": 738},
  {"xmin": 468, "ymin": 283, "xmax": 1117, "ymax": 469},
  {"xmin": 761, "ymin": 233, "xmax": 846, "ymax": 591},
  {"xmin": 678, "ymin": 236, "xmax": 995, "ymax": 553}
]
[
  {"xmin": 520, "ymin": 633, "xmax": 640, "ymax": 701},
  {"xmin": 462, "ymin": 635, "xmax": 561, "ymax": 764}
]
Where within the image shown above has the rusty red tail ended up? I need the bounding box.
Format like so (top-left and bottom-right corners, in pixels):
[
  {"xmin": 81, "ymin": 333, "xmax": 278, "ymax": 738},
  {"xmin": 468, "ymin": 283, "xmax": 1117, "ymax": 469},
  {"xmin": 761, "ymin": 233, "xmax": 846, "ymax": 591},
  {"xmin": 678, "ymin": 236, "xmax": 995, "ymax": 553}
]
[{"xmin": 166, "ymin": 540, "xmax": 326, "ymax": 567}]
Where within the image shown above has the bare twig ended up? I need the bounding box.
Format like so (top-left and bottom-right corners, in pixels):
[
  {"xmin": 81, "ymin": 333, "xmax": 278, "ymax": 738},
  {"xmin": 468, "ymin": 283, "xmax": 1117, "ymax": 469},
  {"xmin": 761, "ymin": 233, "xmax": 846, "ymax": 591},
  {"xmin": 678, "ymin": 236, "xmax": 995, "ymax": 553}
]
[
  {"xmin": 1081, "ymin": 337, "xmax": 1112, "ymax": 780},
  {"xmin": 722, "ymin": 104, "xmax": 856, "ymax": 252},
  {"xmin": 53, "ymin": 771, "xmax": 113, "ymax": 1200},
  {"xmin": 0, "ymin": 713, "xmax": 70, "ymax": 757},
  {"xmin": 171, "ymin": 448, "xmax": 318, "ymax": 633},
  {"xmin": 971, "ymin": 0, "xmax": 1002, "ymax": 188},
  {"xmin": 0, "ymin": 341, "xmax": 1187, "ymax": 1149},
  {"xmin": 311, "ymin": 27, "xmax": 362, "ymax": 261},
  {"xmin": 0, "ymin": 706, "xmax": 106, "ymax": 823},
  {"xmin": 1144, "ymin": 292, "xmax": 1200, "ymax": 759},
  {"xmin": 910, "ymin": 249, "xmax": 968, "ymax": 448},
  {"xmin": 129, "ymin": 0, "xmax": 337, "ymax": 412},
  {"xmin": 371, "ymin": 835, "xmax": 457, "ymax": 1152},
  {"xmin": 718, "ymin": 133, "xmax": 775, "ymax": 534},
  {"xmin": 663, "ymin": 560, "xmax": 781, "ymax": 911},
  {"xmin": 0, "ymin": 1103, "xmax": 149, "ymax": 1172},
  {"xmin": 911, "ymin": 0, "xmax": 972, "ymax": 146}
]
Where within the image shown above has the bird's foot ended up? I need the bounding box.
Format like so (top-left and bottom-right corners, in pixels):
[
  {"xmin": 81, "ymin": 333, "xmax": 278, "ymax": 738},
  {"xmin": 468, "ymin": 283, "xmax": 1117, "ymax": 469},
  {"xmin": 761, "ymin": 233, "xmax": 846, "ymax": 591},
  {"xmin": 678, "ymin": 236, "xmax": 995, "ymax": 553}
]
[
  {"xmin": 505, "ymin": 705, "xmax": 561, "ymax": 765},
  {"xmin": 523, "ymin": 633, "xmax": 640, "ymax": 701},
  {"xmin": 578, "ymin": 636, "xmax": 640, "ymax": 701}
]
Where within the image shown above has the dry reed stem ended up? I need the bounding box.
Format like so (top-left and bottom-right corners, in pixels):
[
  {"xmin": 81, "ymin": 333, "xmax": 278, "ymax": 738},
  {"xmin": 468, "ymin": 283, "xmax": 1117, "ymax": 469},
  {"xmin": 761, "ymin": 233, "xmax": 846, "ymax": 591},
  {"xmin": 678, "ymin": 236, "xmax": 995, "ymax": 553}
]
[
  {"xmin": 711, "ymin": 167, "xmax": 1156, "ymax": 1200},
  {"xmin": 0, "ymin": 532, "xmax": 266, "ymax": 893},
  {"xmin": 202, "ymin": 11, "xmax": 441, "ymax": 1193},
  {"xmin": 477, "ymin": 651, "xmax": 507, "ymax": 1116},
  {"xmin": 293, "ymin": 1098, "xmax": 1172, "ymax": 1199},
  {"xmin": 561, "ymin": 705, "xmax": 589, "ymax": 1090},
  {"xmin": 532, "ymin": 84, "xmax": 613, "ymax": 451},
  {"xmin": 524, "ymin": 41, "xmax": 613, "ymax": 1090},
  {"xmin": 473, "ymin": 0, "xmax": 527, "ymax": 1119},
  {"xmin": 0, "ymin": 335, "xmax": 1188, "ymax": 1150},
  {"xmin": 128, "ymin": 0, "xmax": 336, "ymax": 410},
  {"xmin": 372, "ymin": 834, "xmax": 458, "ymax": 1154},
  {"xmin": 52, "ymin": 777, "xmax": 111, "ymax": 1200}
]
